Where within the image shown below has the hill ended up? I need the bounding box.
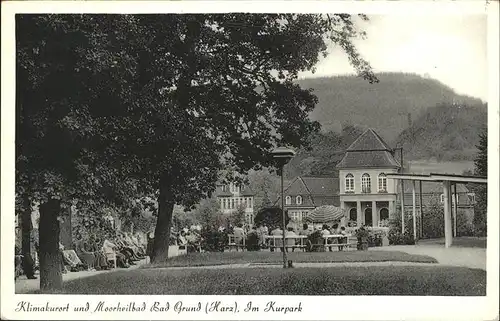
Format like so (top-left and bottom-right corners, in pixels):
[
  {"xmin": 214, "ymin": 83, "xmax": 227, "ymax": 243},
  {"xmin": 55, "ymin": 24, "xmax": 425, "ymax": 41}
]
[
  {"xmin": 395, "ymin": 103, "xmax": 487, "ymax": 162},
  {"xmin": 297, "ymin": 72, "xmax": 485, "ymax": 144}
]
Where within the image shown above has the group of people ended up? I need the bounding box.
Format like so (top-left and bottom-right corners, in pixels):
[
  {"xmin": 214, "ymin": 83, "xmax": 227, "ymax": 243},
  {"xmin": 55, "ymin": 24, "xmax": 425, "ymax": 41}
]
[
  {"xmin": 226, "ymin": 222, "xmax": 348, "ymax": 252},
  {"xmin": 63, "ymin": 231, "xmax": 148, "ymax": 273}
]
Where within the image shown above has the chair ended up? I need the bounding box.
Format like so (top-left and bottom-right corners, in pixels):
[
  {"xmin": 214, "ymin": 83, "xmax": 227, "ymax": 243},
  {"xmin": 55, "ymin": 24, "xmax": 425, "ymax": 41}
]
[{"xmin": 103, "ymin": 248, "xmax": 117, "ymax": 269}]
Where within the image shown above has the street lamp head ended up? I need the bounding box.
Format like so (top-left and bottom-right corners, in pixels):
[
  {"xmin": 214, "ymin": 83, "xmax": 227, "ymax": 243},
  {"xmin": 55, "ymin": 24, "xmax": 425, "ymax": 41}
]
[{"xmin": 271, "ymin": 147, "xmax": 296, "ymax": 164}]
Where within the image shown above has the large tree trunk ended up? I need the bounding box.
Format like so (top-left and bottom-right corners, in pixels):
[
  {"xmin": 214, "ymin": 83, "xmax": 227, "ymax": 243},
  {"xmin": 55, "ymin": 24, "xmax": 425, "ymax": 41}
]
[
  {"xmin": 21, "ymin": 196, "xmax": 35, "ymax": 278},
  {"xmin": 151, "ymin": 185, "xmax": 175, "ymax": 263},
  {"xmin": 38, "ymin": 199, "xmax": 62, "ymax": 292}
]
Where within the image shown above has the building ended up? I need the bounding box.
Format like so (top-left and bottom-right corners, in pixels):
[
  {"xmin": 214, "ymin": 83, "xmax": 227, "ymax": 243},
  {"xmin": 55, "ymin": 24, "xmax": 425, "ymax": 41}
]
[
  {"xmin": 279, "ymin": 176, "xmax": 339, "ymax": 228},
  {"xmin": 214, "ymin": 182, "xmax": 255, "ymax": 226},
  {"xmin": 336, "ymin": 128, "xmax": 401, "ymax": 227}
]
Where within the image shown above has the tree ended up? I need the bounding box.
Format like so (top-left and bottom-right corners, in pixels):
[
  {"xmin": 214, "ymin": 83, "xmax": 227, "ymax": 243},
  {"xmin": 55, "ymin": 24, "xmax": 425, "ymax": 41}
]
[
  {"xmin": 473, "ymin": 129, "xmax": 487, "ymax": 235},
  {"xmin": 117, "ymin": 14, "xmax": 377, "ymax": 262},
  {"xmin": 16, "ymin": 15, "xmax": 145, "ymax": 291}
]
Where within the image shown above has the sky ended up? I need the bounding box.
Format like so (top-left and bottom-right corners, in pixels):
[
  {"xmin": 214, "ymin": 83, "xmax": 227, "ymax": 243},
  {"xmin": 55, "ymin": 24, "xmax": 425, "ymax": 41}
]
[{"xmin": 299, "ymin": 14, "xmax": 488, "ymax": 102}]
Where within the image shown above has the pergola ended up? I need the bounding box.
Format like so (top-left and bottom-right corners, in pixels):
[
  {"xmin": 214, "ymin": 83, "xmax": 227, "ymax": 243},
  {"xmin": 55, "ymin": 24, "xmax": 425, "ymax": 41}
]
[{"xmin": 386, "ymin": 173, "xmax": 487, "ymax": 248}]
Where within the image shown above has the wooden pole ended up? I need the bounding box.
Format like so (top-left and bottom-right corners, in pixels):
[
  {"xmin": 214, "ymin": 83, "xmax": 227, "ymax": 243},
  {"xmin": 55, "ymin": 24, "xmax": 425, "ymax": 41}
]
[
  {"xmin": 400, "ymin": 148, "xmax": 405, "ymax": 234},
  {"xmin": 412, "ymin": 180, "xmax": 417, "ymax": 242},
  {"xmin": 443, "ymin": 181, "xmax": 453, "ymax": 248},
  {"xmin": 419, "ymin": 180, "xmax": 423, "ymax": 238},
  {"xmin": 453, "ymin": 183, "xmax": 458, "ymax": 237}
]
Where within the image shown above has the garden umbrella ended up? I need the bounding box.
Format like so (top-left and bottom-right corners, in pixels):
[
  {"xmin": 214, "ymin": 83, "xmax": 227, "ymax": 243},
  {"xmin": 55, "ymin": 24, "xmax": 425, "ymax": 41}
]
[{"xmin": 304, "ymin": 206, "xmax": 345, "ymax": 224}]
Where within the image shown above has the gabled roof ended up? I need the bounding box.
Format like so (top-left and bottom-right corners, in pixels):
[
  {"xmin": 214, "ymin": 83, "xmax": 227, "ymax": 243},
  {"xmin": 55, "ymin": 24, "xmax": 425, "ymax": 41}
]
[
  {"xmin": 336, "ymin": 128, "xmax": 400, "ymax": 169},
  {"xmin": 347, "ymin": 128, "xmax": 393, "ymax": 151},
  {"xmin": 276, "ymin": 176, "xmax": 339, "ymax": 207}
]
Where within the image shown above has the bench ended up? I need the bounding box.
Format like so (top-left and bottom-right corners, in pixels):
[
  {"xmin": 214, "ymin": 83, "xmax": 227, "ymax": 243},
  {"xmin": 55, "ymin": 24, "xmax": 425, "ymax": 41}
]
[
  {"xmin": 265, "ymin": 235, "xmax": 308, "ymax": 252},
  {"xmin": 227, "ymin": 234, "xmax": 246, "ymax": 251},
  {"xmin": 320, "ymin": 234, "xmax": 357, "ymax": 252}
]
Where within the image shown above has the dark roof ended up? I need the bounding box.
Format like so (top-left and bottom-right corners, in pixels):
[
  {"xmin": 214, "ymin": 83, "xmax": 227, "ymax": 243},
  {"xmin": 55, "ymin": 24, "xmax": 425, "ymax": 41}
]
[
  {"xmin": 276, "ymin": 176, "xmax": 339, "ymax": 207},
  {"xmin": 336, "ymin": 128, "xmax": 400, "ymax": 169}
]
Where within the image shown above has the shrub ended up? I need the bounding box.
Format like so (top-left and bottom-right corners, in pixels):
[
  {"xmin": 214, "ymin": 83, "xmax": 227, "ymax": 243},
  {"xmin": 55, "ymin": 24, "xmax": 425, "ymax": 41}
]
[
  {"xmin": 308, "ymin": 230, "xmax": 323, "ymax": 252},
  {"xmin": 200, "ymin": 228, "xmax": 227, "ymax": 252},
  {"xmin": 245, "ymin": 232, "xmax": 260, "ymax": 251}
]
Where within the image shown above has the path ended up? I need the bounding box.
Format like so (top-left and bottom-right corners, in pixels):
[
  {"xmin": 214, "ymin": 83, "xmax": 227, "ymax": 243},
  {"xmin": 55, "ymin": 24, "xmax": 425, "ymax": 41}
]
[
  {"xmin": 369, "ymin": 244, "xmax": 486, "ymax": 270},
  {"xmin": 15, "ymin": 259, "xmax": 147, "ymax": 294}
]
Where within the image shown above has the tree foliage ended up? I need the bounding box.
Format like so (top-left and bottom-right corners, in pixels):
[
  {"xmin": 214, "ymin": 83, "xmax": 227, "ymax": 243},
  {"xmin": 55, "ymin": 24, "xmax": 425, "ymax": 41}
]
[
  {"xmin": 472, "ymin": 129, "xmax": 487, "ymax": 236},
  {"xmin": 254, "ymin": 207, "xmax": 290, "ymax": 229}
]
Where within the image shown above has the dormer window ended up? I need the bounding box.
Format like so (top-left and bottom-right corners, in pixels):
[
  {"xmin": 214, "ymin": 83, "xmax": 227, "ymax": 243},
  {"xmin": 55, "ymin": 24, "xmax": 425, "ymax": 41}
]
[
  {"xmin": 361, "ymin": 173, "xmax": 371, "ymax": 193},
  {"xmin": 285, "ymin": 196, "xmax": 291, "ymax": 205},
  {"xmin": 378, "ymin": 173, "xmax": 387, "ymax": 192},
  {"xmin": 296, "ymin": 195, "xmax": 303, "ymax": 205},
  {"xmin": 345, "ymin": 173, "xmax": 355, "ymax": 192}
]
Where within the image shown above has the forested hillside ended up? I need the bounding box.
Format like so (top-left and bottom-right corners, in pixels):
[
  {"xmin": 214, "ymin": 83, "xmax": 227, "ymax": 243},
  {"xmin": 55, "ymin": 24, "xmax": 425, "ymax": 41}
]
[{"xmin": 297, "ymin": 72, "xmax": 485, "ymax": 143}]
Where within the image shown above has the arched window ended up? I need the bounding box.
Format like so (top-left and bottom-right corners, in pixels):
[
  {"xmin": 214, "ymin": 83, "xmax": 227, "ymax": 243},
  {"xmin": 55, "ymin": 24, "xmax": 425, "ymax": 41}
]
[
  {"xmin": 285, "ymin": 196, "xmax": 292, "ymax": 205},
  {"xmin": 349, "ymin": 208, "xmax": 357, "ymax": 221},
  {"xmin": 361, "ymin": 173, "xmax": 371, "ymax": 193},
  {"xmin": 378, "ymin": 173, "xmax": 387, "ymax": 192},
  {"xmin": 296, "ymin": 195, "xmax": 303, "ymax": 205},
  {"xmin": 345, "ymin": 173, "xmax": 355, "ymax": 192},
  {"xmin": 379, "ymin": 208, "xmax": 389, "ymax": 221}
]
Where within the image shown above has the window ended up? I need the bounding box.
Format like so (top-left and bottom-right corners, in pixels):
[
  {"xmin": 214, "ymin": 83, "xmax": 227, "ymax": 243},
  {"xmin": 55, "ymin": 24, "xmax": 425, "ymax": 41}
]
[
  {"xmin": 345, "ymin": 173, "xmax": 355, "ymax": 192},
  {"xmin": 240, "ymin": 184, "xmax": 245, "ymax": 191},
  {"xmin": 296, "ymin": 195, "xmax": 303, "ymax": 205},
  {"xmin": 223, "ymin": 198, "xmax": 228, "ymax": 209},
  {"xmin": 221, "ymin": 185, "xmax": 228, "ymax": 192},
  {"xmin": 361, "ymin": 173, "xmax": 371, "ymax": 193},
  {"xmin": 285, "ymin": 196, "xmax": 292, "ymax": 205},
  {"xmin": 349, "ymin": 208, "xmax": 357, "ymax": 221},
  {"xmin": 468, "ymin": 193, "xmax": 476, "ymax": 204},
  {"xmin": 378, "ymin": 173, "xmax": 387, "ymax": 192},
  {"xmin": 249, "ymin": 198, "xmax": 253, "ymax": 208},
  {"xmin": 440, "ymin": 194, "xmax": 444, "ymax": 203},
  {"xmin": 379, "ymin": 208, "xmax": 389, "ymax": 221},
  {"xmin": 230, "ymin": 198, "xmax": 234, "ymax": 209}
]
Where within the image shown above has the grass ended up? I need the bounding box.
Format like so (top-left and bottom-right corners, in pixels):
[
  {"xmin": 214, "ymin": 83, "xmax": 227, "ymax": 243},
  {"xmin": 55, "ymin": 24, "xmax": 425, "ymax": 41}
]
[
  {"xmin": 419, "ymin": 237, "xmax": 487, "ymax": 249},
  {"xmin": 53, "ymin": 266, "xmax": 485, "ymax": 295},
  {"xmin": 142, "ymin": 250, "xmax": 438, "ymax": 268}
]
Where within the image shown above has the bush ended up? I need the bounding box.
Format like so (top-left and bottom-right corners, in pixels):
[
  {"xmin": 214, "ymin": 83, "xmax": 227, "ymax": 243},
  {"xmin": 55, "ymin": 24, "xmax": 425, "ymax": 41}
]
[
  {"xmin": 245, "ymin": 232, "xmax": 260, "ymax": 251},
  {"xmin": 307, "ymin": 231, "xmax": 323, "ymax": 252},
  {"xmin": 200, "ymin": 228, "xmax": 227, "ymax": 252}
]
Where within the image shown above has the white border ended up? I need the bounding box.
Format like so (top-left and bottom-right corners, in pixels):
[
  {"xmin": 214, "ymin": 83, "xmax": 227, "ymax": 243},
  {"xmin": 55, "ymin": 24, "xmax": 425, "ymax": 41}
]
[{"xmin": 1, "ymin": 1, "xmax": 499, "ymax": 320}]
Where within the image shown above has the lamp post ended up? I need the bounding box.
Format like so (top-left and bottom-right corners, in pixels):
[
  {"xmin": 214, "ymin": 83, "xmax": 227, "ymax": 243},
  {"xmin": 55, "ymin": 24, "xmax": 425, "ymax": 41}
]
[{"xmin": 271, "ymin": 146, "xmax": 296, "ymax": 269}]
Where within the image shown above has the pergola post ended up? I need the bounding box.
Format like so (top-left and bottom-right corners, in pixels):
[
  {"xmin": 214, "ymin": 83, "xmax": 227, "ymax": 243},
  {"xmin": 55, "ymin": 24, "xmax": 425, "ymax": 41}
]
[
  {"xmin": 412, "ymin": 180, "xmax": 417, "ymax": 242},
  {"xmin": 372, "ymin": 200, "xmax": 378, "ymax": 227},
  {"xmin": 400, "ymin": 179, "xmax": 405, "ymax": 233},
  {"xmin": 442, "ymin": 181, "xmax": 453, "ymax": 248},
  {"xmin": 453, "ymin": 183, "xmax": 458, "ymax": 237},
  {"xmin": 419, "ymin": 180, "xmax": 423, "ymax": 238}
]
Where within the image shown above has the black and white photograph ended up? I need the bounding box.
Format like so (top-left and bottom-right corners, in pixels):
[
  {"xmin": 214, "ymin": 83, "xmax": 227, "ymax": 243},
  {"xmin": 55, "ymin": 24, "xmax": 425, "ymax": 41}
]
[{"xmin": 1, "ymin": 1, "xmax": 499, "ymax": 320}]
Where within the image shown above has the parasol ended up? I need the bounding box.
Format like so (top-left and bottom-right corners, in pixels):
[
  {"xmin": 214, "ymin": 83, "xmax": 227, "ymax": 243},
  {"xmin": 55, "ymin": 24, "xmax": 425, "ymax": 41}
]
[{"xmin": 304, "ymin": 205, "xmax": 345, "ymax": 224}]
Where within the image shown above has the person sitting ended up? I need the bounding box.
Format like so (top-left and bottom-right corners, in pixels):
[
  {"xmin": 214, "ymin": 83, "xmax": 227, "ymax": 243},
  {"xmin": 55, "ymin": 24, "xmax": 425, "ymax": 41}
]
[
  {"xmin": 114, "ymin": 235, "xmax": 138, "ymax": 264},
  {"xmin": 233, "ymin": 224, "xmax": 245, "ymax": 249},
  {"xmin": 117, "ymin": 233, "xmax": 141, "ymax": 260},
  {"xmin": 185, "ymin": 230, "xmax": 201, "ymax": 253},
  {"xmin": 89, "ymin": 236, "xmax": 109, "ymax": 270},
  {"xmin": 74, "ymin": 235, "xmax": 95, "ymax": 271},
  {"xmin": 285, "ymin": 227, "xmax": 297, "ymax": 252},
  {"xmin": 270, "ymin": 226, "xmax": 283, "ymax": 252},
  {"xmin": 103, "ymin": 238, "xmax": 129, "ymax": 268},
  {"xmin": 338, "ymin": 226, "xmax": 347, "ymax": 251},
  {"xmin": 321, "ymin": 224, "xmax": 333, "ymax": 252},
  {"xmin": 299, "ymin": 223, "xmax": 312, "ymax": 251},
  {"xmin": 60, "ymin": 242, "xmax": 86, "ymax": 272}
]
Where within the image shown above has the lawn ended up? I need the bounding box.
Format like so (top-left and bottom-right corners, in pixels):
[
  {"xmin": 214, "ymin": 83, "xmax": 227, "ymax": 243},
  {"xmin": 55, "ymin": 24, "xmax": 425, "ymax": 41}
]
[
  {"xmin": 53, "ymin": 266, "xmax": 486, "ymax": 295},
  {"xmin": 419, "ymin": 237, "xmax": 487, "ymax": 249},
  {"xmin": 143, "ymin": 250, "xmax": 438, "ymax": 268}
]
